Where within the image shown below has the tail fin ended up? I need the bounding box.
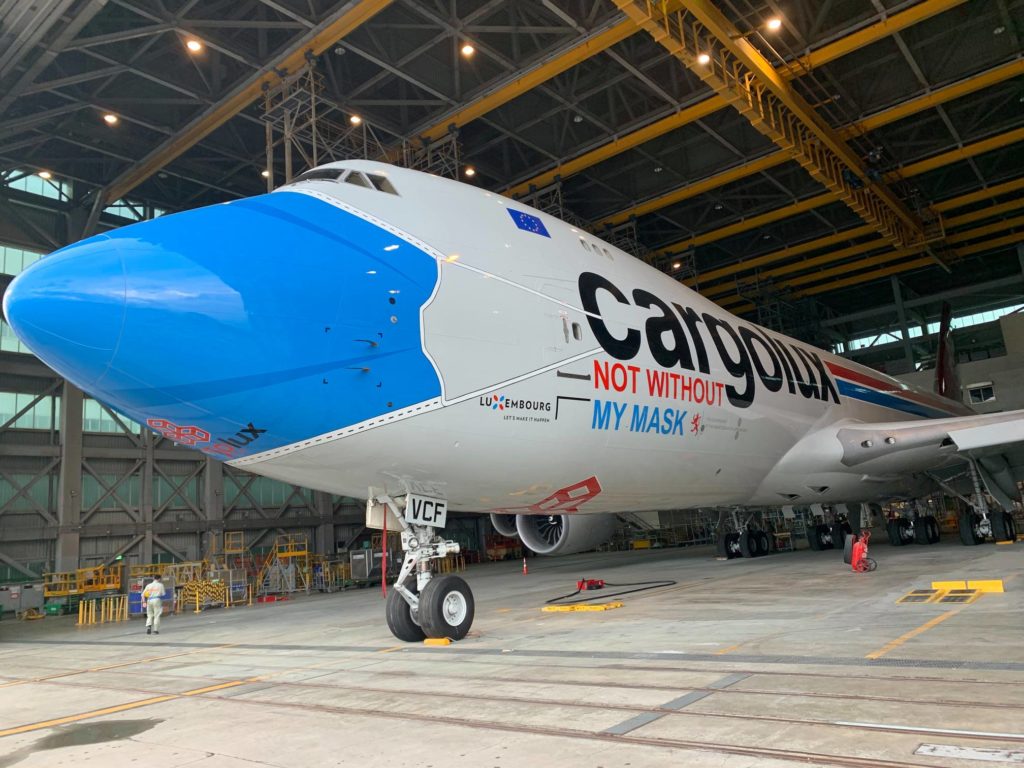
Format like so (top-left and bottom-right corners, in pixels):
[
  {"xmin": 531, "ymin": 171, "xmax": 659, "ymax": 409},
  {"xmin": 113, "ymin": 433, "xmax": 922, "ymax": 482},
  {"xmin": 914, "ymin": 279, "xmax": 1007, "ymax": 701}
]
[{"xmin": 934, "ymin": 301, "xmax": 959, "ymax": 399}]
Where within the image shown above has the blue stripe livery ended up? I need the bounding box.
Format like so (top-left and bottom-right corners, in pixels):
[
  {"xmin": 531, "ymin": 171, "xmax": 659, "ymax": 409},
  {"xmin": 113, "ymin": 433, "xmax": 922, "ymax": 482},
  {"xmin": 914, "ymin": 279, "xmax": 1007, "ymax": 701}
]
[
  {"xmin": 5, "ymin": 191, "xmax": 442, "ymax": 458},
  {"xmin": 835, "ymin": 380, "xmax": 951, "ymax": 419}
]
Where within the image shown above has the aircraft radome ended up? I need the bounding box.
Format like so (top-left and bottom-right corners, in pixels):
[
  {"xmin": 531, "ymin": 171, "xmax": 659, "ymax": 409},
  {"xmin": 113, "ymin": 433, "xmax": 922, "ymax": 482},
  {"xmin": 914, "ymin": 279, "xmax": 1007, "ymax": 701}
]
[{"xmin": 5, "ymin": 160, "xmax": 1024, "ymax": 641}]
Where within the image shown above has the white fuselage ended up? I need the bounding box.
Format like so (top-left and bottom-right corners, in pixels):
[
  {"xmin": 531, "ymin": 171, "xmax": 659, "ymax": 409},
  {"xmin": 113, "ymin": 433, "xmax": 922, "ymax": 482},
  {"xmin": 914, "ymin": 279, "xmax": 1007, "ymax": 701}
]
[{"xmin": 228, "ymin": 161, "xmax": 969, "ymax": 513}]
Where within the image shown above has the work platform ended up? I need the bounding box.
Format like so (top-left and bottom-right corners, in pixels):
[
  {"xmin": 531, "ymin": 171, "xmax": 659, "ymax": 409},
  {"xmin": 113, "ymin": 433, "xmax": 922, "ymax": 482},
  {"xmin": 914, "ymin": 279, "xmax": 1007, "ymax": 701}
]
[{"xmin": 1, "ymin": 540, "xmax": 1022, "ymax": 767}]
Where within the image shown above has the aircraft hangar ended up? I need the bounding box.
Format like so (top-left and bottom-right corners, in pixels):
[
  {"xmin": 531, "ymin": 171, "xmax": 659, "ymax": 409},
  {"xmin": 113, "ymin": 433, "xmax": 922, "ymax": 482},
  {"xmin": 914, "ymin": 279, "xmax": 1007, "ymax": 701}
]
[{"xmin": 1, "ymin": 1, "xmax": 1023, "ymax": 766}]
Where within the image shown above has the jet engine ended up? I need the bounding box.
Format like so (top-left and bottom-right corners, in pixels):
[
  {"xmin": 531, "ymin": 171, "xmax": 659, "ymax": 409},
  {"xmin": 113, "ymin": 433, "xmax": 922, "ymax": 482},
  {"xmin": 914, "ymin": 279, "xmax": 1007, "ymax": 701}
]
[
  {"xmin": 514, "ymin": 513, "xmax": 617, "ymax": 556},
  {"xmin": 489, "ymin": 513, "xmax": 518, "ymax": 538}
]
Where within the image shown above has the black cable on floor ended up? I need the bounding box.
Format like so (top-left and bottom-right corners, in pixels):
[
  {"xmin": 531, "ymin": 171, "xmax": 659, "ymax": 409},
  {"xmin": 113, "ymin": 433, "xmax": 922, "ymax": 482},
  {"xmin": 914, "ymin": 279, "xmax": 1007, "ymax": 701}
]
[{"xmin": 545, "ymin": 579, "xmax": 677, "ymax": 605}]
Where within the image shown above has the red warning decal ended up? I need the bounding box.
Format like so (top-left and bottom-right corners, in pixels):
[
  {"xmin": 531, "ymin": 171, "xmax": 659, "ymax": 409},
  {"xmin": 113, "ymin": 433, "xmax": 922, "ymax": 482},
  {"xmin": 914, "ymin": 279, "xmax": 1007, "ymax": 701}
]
[{"xmin": 492, "ymin": 476, "xmax": 602, "ymax": 514}]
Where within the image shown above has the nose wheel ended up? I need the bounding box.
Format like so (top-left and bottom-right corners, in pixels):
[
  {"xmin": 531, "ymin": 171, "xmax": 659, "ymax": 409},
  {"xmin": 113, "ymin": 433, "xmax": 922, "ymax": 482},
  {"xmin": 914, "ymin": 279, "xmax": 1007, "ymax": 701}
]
[{"xmin": 369, "ymin": 491, "xmax": 475, "ymax": 642}]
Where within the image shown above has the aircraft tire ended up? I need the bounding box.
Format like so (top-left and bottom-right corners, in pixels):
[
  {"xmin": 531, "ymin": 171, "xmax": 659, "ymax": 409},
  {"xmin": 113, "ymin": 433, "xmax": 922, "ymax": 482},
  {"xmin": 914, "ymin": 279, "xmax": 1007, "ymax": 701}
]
[
  {"xmin": 756, "ymin": 530, "xmax": 771, "ymax": 556},
  {"xmin": 926, "ymin": 515, "xmax": 940, "ymax": 544},
  {"xmin": 830, "ymin": 522, "xmax": 850, "ymax": 550},
  {"xmin": 717, "ymin": 532, "xmax": 740, "ymax": 559},
  {"xmin": 843, "ymin": 533, "xmax": 854, "ymax": 564},
  {"xmin": 807, "ymin": 524, "xmax": 823, "ymax": 551},
  {"xmin": 385, "ymin": 578, "xmax": 425, "ymax": 643},
  {"xmin": 958, "ymin": 512, "xmax": 983, "ymax": 546},
  {"xmin": 991, "ymin": 511, "xmax": 1015, "ymax": 542},
  {"xmin": 914, "ymin": 518, "xmax": 930, "ymax": 545},
  {"xmin": 738, "ymin": 530, "xmax": 756, "ymax": 558},
  {"xmin": 419, "ymin": 575, "xmax": 475, "ymax": 641},
  {"xmin": 886, "ymin": 520, "xmax": 901, "ymax": 546}
]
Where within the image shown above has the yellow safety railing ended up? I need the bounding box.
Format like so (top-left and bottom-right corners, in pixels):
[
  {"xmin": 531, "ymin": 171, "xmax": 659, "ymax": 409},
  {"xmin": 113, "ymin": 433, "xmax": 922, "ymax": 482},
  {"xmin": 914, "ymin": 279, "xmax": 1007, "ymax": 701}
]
[
  {"xmin": 77, "ymin": 565, "xmax": 122, "ymax": 593},
  {"xmin": 77, "ymin": 595, "xmax": 129, "ymax": 625},
  {"xmin": 43, "ymin": 571, "xmax": 78, "ymax": 597}
]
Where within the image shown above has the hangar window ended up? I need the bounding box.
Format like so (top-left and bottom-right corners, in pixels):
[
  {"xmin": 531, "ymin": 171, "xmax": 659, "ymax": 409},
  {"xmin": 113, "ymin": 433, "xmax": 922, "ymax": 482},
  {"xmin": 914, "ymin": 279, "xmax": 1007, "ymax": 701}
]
[
  {"xmin": 292, "ymin": 169, "xmax": 344, "ymax": 184},
  {"xmin": 967, "ymin": 382, "xmax": 995, "ymax": 404}
]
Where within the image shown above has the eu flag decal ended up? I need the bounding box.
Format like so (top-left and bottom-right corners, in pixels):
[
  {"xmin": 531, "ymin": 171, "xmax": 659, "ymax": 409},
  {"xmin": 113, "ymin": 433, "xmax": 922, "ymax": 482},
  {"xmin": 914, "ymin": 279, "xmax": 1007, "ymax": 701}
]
[{"xmin": 507, "ymin": 208, "xmax": 551, "ymax": 238}]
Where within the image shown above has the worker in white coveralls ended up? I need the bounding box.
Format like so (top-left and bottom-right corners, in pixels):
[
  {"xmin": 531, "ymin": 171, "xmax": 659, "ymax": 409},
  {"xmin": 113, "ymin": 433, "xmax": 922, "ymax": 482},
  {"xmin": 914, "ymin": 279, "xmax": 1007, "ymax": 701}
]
[{"xmin": 142, "ymin": 575, "xmax": 166, "ymax": 635}]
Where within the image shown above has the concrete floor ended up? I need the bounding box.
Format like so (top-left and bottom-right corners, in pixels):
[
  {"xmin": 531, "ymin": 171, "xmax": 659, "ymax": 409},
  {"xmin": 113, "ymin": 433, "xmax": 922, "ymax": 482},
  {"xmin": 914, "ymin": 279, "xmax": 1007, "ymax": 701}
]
[{"xmin": 1, "ymin": 536, "xmax": 1022, "ymax": 768}]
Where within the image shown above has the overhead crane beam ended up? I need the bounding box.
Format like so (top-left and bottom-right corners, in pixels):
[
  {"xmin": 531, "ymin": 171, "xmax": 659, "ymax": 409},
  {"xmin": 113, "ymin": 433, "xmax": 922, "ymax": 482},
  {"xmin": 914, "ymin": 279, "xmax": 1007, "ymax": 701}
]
[
  {"xmin": 598, "ymin": 58, "xmax": 1024, "ymax": 228},
  {"xmin": 102, "ymin": 0, "xmax": 393, "ymax": 205},
  {"xmin": 414, "ymin": 18, "xmax": 636, "ymax": 144},
  {"xmin": 720, "ymin": 223, "xmax": 1024, "ymax": 308},
  {"xmin": 611, "ymin": 0, "xmax": 931, "ymax": 261},
  {"xmin": 506, "ymin": 0, "xmax": 968, "ymax": 199},
  {"xmin": 668, "ymin": 128, "xmax": 1024, "ymax": 275},
  {"xmin": 700, "ymin": 174, "xmax": 1024, "ymax": 303}
]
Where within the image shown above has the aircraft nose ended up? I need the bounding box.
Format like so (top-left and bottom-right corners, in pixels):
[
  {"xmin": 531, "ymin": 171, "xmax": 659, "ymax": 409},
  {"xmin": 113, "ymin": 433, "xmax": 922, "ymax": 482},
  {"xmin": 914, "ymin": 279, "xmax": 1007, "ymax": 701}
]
[
  {"xmin": 3, "ymin": 236, "xmax": 127, "ymax": 388},
  {"xmin": 3, "ymin": 189, "xmax": 443, "ymax": 460}
]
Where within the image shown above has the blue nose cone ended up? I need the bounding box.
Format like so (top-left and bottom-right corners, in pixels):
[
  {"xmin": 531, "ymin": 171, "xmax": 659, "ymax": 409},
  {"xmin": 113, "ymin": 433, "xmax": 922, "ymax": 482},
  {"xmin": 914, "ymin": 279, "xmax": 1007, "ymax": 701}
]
[
  {"xmin": 3, "ymin": 190, "xmax": 442, "ymax": 460},
  {"xmin": 4, "ymin": 236, "xmax": 127, "ymax": 388}
]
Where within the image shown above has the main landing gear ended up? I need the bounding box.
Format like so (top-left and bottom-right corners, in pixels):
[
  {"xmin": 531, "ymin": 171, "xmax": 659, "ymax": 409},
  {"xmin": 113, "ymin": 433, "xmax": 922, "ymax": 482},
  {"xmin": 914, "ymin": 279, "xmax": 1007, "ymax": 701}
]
[
  {"xmin": 369, "ymin": 492, "xmax": 475, "ymax": 642},
  {"xmin": 716, "ymin": 509, "xmax": 774, "ymax": 559}
]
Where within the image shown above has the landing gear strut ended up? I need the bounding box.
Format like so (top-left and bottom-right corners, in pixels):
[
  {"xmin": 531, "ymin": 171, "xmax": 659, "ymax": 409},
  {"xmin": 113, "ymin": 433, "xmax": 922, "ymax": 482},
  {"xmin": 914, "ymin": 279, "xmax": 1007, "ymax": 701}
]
[{"xmin": 369, "ymin": 492, "xmax": 475, "ymax": 642}]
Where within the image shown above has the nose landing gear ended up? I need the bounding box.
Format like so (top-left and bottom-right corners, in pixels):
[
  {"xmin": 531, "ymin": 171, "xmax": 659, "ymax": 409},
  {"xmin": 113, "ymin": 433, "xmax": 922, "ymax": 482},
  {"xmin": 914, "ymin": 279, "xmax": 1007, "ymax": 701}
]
[{"xmin": 369, "ymin": 491, "xmax": 476, "ymax": 642}]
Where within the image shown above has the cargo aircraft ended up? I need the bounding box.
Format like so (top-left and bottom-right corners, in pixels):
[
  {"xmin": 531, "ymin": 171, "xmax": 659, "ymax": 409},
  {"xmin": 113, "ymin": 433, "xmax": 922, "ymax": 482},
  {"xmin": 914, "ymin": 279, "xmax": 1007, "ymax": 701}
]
[{"xmin": 5, "ymin": 161, "xmax": 1024, "ymax": 641}]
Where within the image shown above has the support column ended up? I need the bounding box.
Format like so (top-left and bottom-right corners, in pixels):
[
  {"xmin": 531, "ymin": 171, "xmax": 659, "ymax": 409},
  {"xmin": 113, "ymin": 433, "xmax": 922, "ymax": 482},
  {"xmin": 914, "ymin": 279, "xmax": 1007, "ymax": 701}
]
[
  {"xmin": 891, "ymin": 276, "xmax": 915, "ymax": 370},
  {"xmin": 203, "ymin": 457, "xmax": 224, "ymax": 559},
  {"xmin": 141, "ymin": 429, "xmax": 154, "ymax": 563},
  {"xmin": 314, "ymin": 491, "xmax": 333, "ymax": 554},
  {"xmin": 56, "ymin": 381, "xmax": 82, "ymax": 572}
]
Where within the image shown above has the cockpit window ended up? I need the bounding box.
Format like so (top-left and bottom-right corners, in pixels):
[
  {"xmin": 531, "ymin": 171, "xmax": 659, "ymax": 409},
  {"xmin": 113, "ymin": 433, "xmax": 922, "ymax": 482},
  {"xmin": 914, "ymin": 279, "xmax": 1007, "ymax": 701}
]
[
  {"xmin": 292, "ymin": 169, "xmax": 344, "ymax": 184},
  {"xmin": 343, "ymin": 171, "xmax": 372, "ymax": 188},
  {"xmin": 366, "ymin": 173, "xmax": 398, "ymax": 195}
]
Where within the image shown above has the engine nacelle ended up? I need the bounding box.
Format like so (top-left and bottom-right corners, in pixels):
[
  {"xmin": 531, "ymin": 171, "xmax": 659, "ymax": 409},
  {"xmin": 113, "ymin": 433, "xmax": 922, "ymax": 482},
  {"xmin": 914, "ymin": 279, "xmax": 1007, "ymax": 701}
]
[
  {"xmin": 516, "ymin": 513, "xmax": 617, "ymax": 556},
  {"xmin": 489, "ymin": 513, "xmax": 518, "ymax": 538}
]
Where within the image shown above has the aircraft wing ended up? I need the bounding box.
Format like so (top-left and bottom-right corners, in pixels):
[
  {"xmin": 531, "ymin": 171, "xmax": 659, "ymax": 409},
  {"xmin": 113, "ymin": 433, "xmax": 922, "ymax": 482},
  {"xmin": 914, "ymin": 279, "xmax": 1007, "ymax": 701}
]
[
  {"xmin": 834, "ymin": 410, "xmax": 1024, "ymax": 470},
  {"xmin": 773, "ymin": 410, "xmax": 1024, "ymax": 484}
]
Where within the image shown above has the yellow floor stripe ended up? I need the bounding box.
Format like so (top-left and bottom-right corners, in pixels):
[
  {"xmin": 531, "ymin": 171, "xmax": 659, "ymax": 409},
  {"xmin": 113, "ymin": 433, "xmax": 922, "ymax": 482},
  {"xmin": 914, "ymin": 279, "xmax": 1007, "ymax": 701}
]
[
  {"xmin": 866, "ymin": 610, "xmax": 959, "ymax": 660},
  {"xmin": 714, "ymin": 644, "xmax": 742, "ymax": 655},
  {"xmin": 0, "ymin": 643, "xmax": 238, "ymax": 689},
  {"xmin": 0, "ymin": 695, "xmax": 179, "ymax": 737},
  {"xmin": 0, "ymin": 678, "xmax": 250, "ymax": 738}
]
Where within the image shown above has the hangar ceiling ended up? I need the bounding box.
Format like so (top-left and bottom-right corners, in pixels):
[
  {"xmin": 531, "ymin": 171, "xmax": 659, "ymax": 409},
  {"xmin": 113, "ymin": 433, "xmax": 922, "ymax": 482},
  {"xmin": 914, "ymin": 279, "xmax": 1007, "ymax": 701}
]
[{"xmin": 2, "ymin": 0, "xmax": 1023, "ymax": 357}]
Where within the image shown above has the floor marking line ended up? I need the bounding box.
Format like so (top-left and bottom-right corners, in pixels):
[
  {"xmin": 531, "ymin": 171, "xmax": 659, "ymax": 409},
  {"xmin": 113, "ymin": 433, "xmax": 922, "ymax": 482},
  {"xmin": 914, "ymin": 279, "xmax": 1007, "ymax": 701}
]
[
  {"xmin": 714, "ymin": 644, "xmax": 741, "ymax": 655},
  {"xmin": 0, "ymin": 677, "xmax": 250, "ymax": 739},
  {"xmin": 0, "ymin": 695, "xmax": 178, "ymax": 737},
  {"xmin": 377, "ymin": 646, "xmax": 404, "ymax": 654},
  {"xmin": 838, "ymin": 721, "xmax": 1024, "ymax": 740},
  {"xmin": 0, "ymin": 642, "xmax": 238, "ymax": 689},
  {"xmin": 602, "ymin": 672, "xmax": 749, "ymax": 736},
  {"xmin": 916, "ymin": 743, "xmax": 1024, "ymax": 762},
  {"xmin": 865, "ymin": 609, "xmax": 959, "ymax": 659}
]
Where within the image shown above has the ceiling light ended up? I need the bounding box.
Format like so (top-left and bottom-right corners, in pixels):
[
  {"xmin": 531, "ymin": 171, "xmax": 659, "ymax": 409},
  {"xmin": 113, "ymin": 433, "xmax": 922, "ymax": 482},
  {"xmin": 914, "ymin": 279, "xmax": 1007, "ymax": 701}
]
[
  {"xmin": 261, "ymin": 169, "xmax": 270, "ymax": 178},
  {"xmin": 766, "ymin": 17, "xmax": 782, "ymax": 32},
  {"xmin": 573, "ymin": 114, "xmax": 583, "ymax": 123},
  {"xmin": 697, "ymin": 52, "xmax": 711, "ymax": 65},
  {"xmin": 653, "ymin": 166, "xmax": 663, "ymax": 173},
  {"xmin": 103, "ymin": 113, "xmax": 118, "ymax": 125},
  {"xmin": 461, "ymin": 43, "xmax": 475, "ymax": 57},
  {"xmin": 993, "ymin": 25, "xmax": 1006, "ymax": 35},
  {"xmin": 672, "ymin": 262, "xmax": 681, "ymax": 270},
  {"xmin": 38, "ymin": 170, "xmax": 52, "ymax": 179},
  {"xmin": 713, "ymin": 202, "xmax": 723, "ymax": 210},
  {"xmin": 464, "ymin": 166, "xmax": 476, "ymax": 177},
  {"xmin": 349, "ymin": 115, "xmax": 362, "ymax": 125},
  {"xmin": 185, "ymin": 39, "xmax": 203, "ymax": 53}
]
